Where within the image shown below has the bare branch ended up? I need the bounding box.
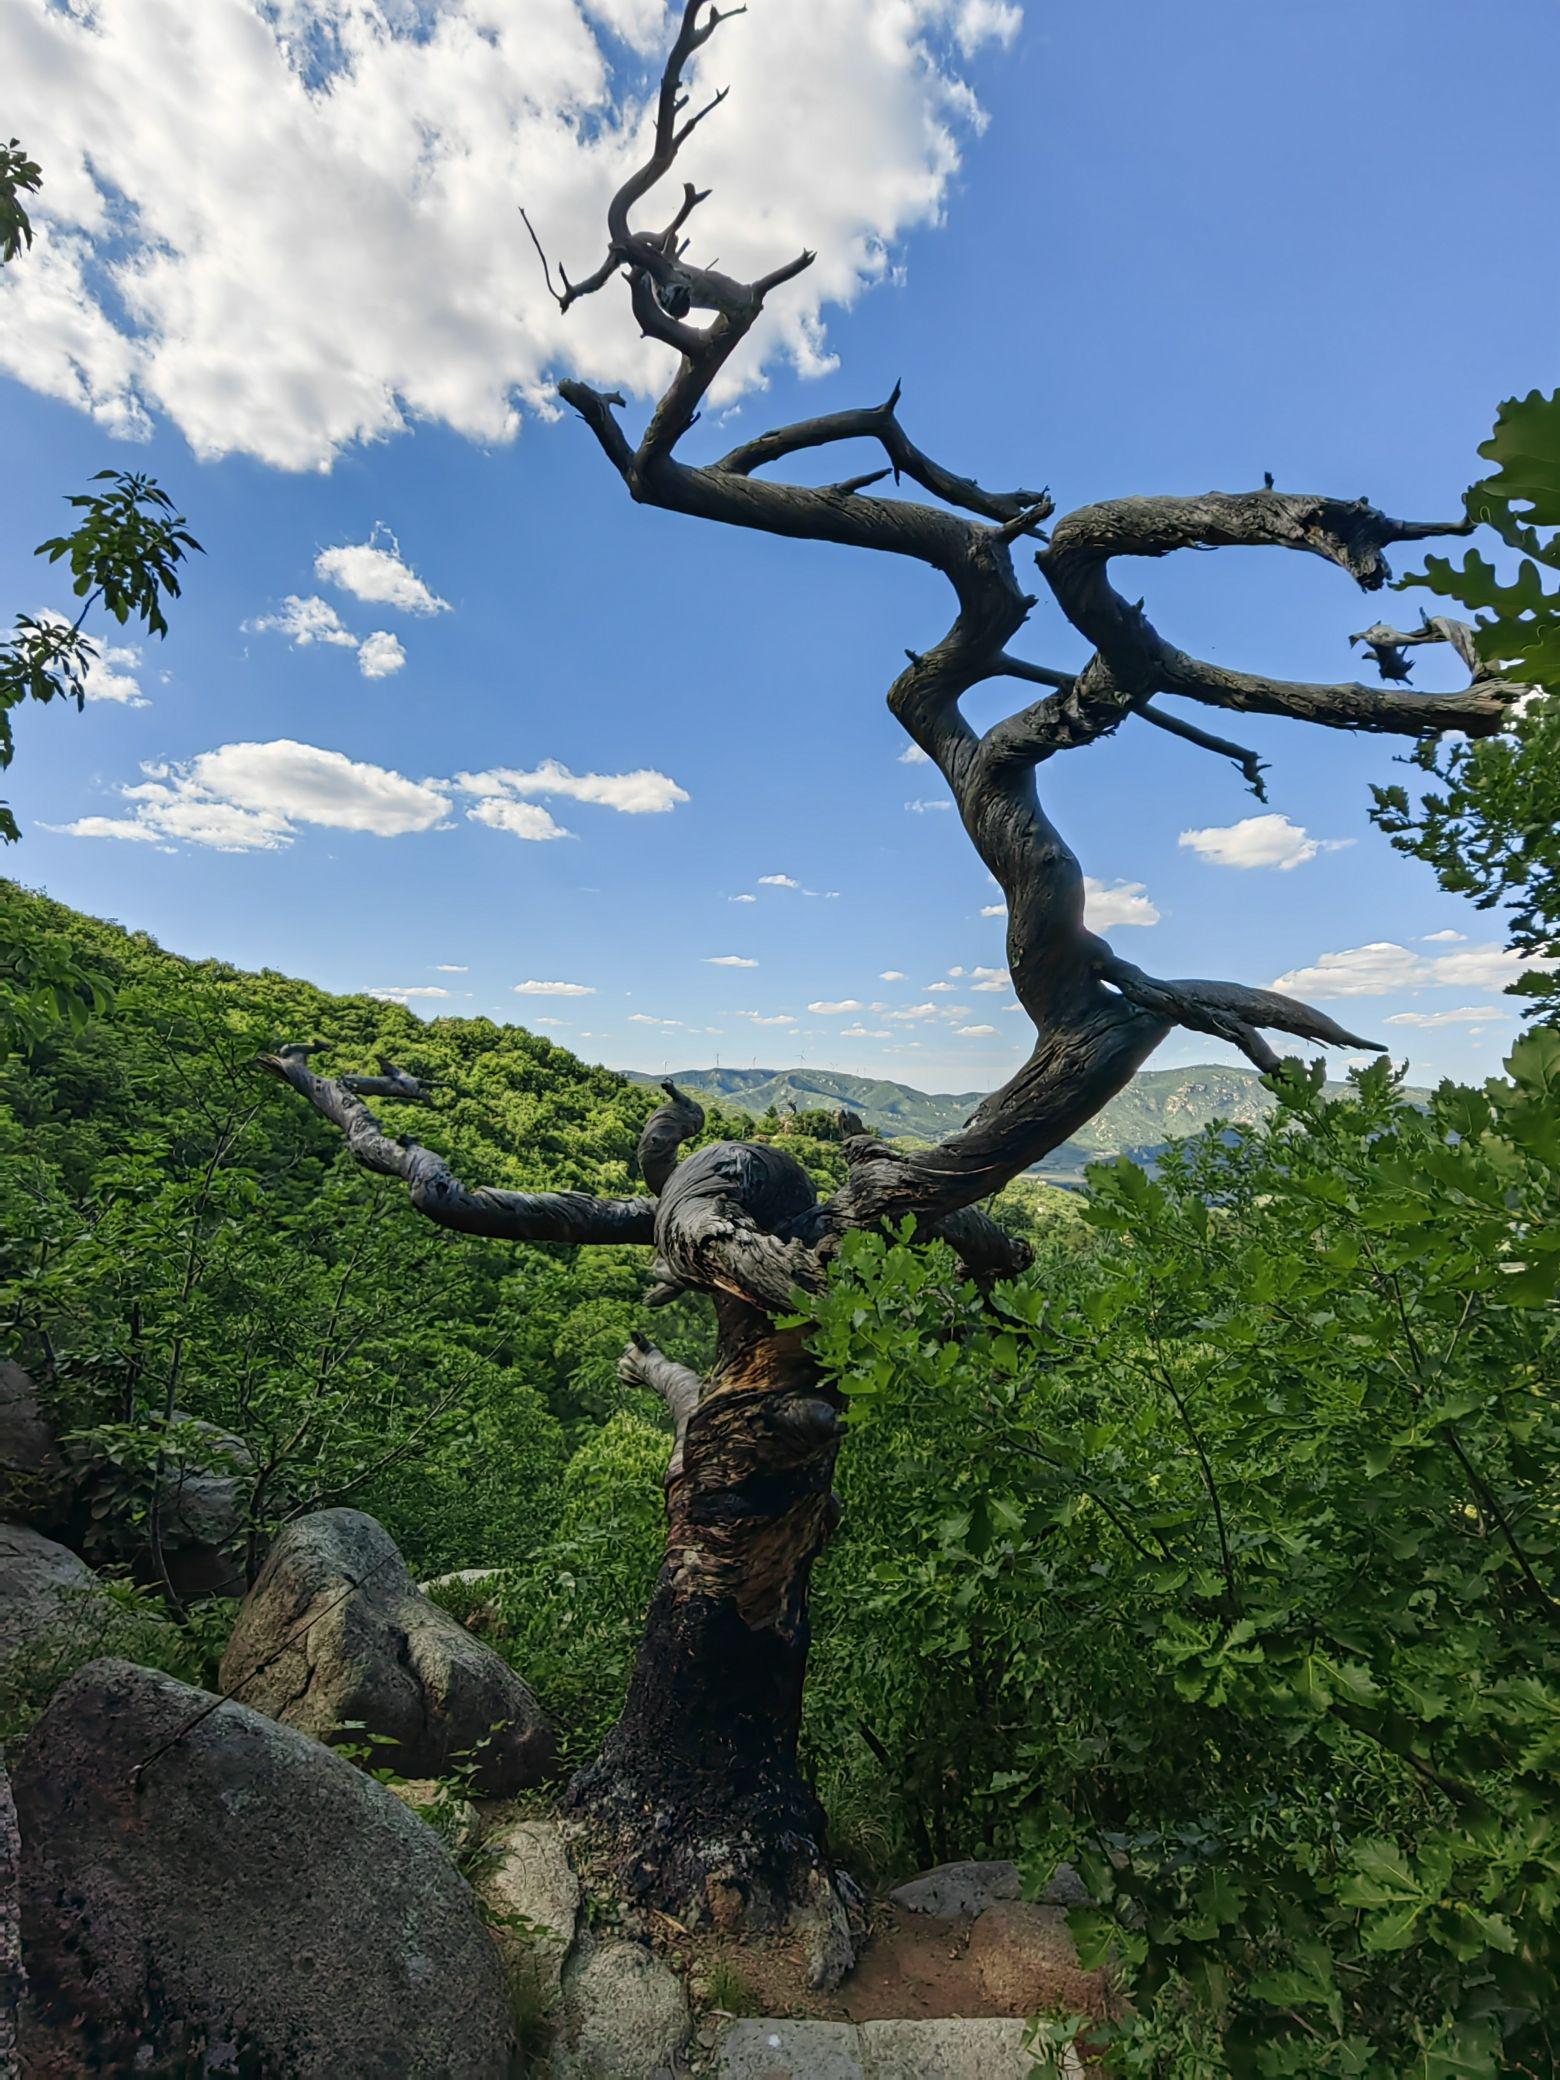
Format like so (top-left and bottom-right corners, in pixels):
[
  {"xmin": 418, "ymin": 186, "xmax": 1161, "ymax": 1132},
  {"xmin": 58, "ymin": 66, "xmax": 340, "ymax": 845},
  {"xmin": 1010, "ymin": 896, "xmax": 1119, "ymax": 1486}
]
[
  {"xmin": 716, "ymin": 384, "xmax": 1049, "ymax": 524},
  {"xmin": 1350, "ymin": 613, "xmax": 1482, "ymax": 680},
  {"xmin": 1098, "ymin": 957, "xmax": 1381, "ymax": 1076},
  {"xmin": 619, "ymin": 1331, "xmax": 705, "ymax": 1480},
  {"xmin": 258, "ymin": 1049, "xmax": 656, "ymax": 1247},
  {"xmin": 1137, "ymin": 700, "xmax": 1269, "ymax": 800},
  {"xmin": 637, "ymin": 1080, "xmax": 705, "ymax": 1195}
]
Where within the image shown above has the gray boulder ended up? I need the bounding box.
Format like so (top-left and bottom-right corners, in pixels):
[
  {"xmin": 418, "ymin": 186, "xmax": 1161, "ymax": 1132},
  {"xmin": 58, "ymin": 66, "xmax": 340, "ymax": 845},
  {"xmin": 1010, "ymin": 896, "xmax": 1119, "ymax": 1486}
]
[
  {"xmin": 147, "ymin": 1415, "xmax": 254, "ymax": 1600},
  {"xmin": 476, "ymin": 1815, "xmax": 580, "ymax": 2012},
  {"xmin": 715, "ymin": 2018, "xmax": 1068, "ymax": 2079},
  {"xmin": 0, "ymin": 1522, "xmax": 119, "ymax": 1673},
  {"xmin": 554, "ymin": 1936, "xmax": 691, "ymax": 2079},
  {"xmin": 0, "ymin": 1363, "xmax": 65, "ymax": 1533},
  {"xmin": 219, "ymin": 1508, "xmax": 554, "ymax": 1794},
  {"xmin": 888, "ymin": 1857, "xmax": 1023, "ymax": 1919},
  {"xmin": 13, "ymin": 1658, "xmax": 516, "ymax": 2078}
]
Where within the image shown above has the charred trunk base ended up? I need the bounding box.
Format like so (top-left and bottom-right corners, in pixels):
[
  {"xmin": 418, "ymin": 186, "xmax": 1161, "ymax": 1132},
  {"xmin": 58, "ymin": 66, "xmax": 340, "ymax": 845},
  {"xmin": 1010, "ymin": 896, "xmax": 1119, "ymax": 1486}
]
[{"xmin": 564, "ymin": 1318, "xmax": 855, "ymax": 1988}]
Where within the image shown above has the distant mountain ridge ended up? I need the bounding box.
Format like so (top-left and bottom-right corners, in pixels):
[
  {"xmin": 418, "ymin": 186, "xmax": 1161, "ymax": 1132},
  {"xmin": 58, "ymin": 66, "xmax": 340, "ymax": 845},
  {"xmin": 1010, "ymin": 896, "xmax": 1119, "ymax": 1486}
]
[{"xmin": 620, "ymin": 1062, "xmax": 1406, "ymax": 1182}]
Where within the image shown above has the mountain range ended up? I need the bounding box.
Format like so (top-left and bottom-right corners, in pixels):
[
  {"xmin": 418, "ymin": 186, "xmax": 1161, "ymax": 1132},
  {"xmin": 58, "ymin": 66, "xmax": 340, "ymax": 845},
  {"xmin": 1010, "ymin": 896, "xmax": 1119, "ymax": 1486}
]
[{"xmin": 619, "ymin": 1062, "xmax": 1408, "ymax": 1182}]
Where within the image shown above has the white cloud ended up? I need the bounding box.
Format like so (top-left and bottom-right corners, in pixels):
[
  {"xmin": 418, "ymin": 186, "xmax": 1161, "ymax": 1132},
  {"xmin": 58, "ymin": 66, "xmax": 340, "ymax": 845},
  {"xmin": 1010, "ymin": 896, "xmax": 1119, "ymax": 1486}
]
[
  {"xmin": 434, "ymin": 964, "xmax": 469, "ymax": 972},
  {"xmin": 890, "ymin": 1002, "xmax": 939, "ymax": 1020},
  {"xmin": 898, "ymin": 742, "xmax": 931, "ymax": 764},
  {"xmin": 50, "ymin": 733, "xmax": 699, "ymax": 855},
  {"xmin": 808, "ymin": 999, "xmax": 864, "ymax": 1014},
  {"xmin": 1271, "ymin": 940, "xmax": 1550, "ymax": 1000},
  {"xmin": 841, "ymin": 1025, "xmax": 891, "ymax": 1038},
  {"xmin": 970, "ymin": 965, "xmax": 1009, "ymax": 992},
  {"xmin": 954, "ymin": 0, "xmax": 1023, "ymax": 56},
  {"xmin": 739, "ymin": 1012, "xmax": 797, "ymax": 1026},
  {"xmin": 906, "ymin": 797, "xmax": 952, "ymax": 813},
  {"xmin": 35, "ymin": 615, "xmax": 152, "ymax": 706},
  {"xmin": 356, "ymin": 630, "xmax": 406, "ymax": 679},
  {"xmin": 0, "ymin": 1, "xmax": 1017, "ymax": 470},
  {"xmin": 1421, "ymin": 929, "xmax": 1467, "ymax": 944},
  {"xmin": 730, "ymin": 892, "xmax": 757, "ymax": 903},
  {"xmin": 956, "ymin": 1023, "xmax": 997, "ymax": 1035},
  {"xmin": 1084, "ymin": 876, "xmax": 1160, "ymax": 929},
  {"xmin": 980, "ymin": 902, "xmax": 1004, "ymax": 918},
  {"xmin": 880, "ymin": 969, "xmax": 907, "ymax": 981},
  {"xmin": 1180, "ymin": 813, "xmax": 1351, "ymax": 872},
  {"xmin": 458, "ymin": 759, "xmax": 688, "ymax": 815},
  {"xmin": 43, "ymin": 814, "xmax": 166, "ymax": 844},
  {"xmin": 759, "ymin": 874, "xmax": 800, "ymax": 888},
  {"xmin": 246, "ymin": 594, "xmax": 408, "ymax": 677},
  {"xmin": 707, "ymin": 954, "xmax": 758, "ymax": 968},
  {"xmin": 1383, "ymin": 1005, "xmax": 1515, "ymax": 1029},
  {"xmin": 58, "ymin": 739, "xmax": 449, "ymax": 851},
  {"xmin": 368, "ymin": 985, "xmax": 452, "ymax": 1001},
  {"xmin": 315, "ymin": 527, "xmax": 448, "ymax": 614},
  {"xmin": 246, "ymin": 595, "xmax": 358, "ymax": 649},
  {"xmin": 466, "ymin": 797, "xmax": 572, "ymax": 842},
  {"xmin": 514, "ymin": 979, "xmax": 595, "ymax": 996},
  {"xmin": 532, "ymin": 1016, "xmax": 569, "ymax": 1027}
]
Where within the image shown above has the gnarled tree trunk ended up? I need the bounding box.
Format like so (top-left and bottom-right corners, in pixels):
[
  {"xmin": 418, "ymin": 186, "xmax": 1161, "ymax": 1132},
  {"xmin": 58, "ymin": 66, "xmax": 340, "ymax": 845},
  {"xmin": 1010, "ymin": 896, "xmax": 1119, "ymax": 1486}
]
[{"xmin": 266, "ymin": 0, "xmax": 1521, "ymax": 1993}]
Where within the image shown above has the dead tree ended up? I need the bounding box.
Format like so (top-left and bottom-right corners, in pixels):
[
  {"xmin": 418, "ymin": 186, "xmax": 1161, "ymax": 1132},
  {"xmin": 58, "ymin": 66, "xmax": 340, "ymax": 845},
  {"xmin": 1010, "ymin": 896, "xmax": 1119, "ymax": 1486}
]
[{"xmin": 266, "ymin": 3, "xmax": 1520, "ymax": 1987}]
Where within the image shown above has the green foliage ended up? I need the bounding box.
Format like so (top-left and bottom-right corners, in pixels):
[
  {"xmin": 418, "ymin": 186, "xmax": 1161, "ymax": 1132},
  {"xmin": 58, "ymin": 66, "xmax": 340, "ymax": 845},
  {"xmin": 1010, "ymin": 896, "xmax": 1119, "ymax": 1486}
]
[
  {"xmin": 0, "ymin": 136, "xmax": 41, "ymax": 264},
  {"xmin": 492, "ymin": 1411, "xmax": 670, "ymax": 1766},
  {"xmin": 0, "ymin": 885, "xmax": 726, "ymax": 1609},
  {"xmin": 806, "ymin": 1049, "xmax": 1560, "ymax": 2076},
  {"xmin": 2, "ymin": 470, "xmax": 199, "ymax": 844},
  {"xmin": 1372, "ymin": 389, "xmax": 1560, "ymax": 1018}
]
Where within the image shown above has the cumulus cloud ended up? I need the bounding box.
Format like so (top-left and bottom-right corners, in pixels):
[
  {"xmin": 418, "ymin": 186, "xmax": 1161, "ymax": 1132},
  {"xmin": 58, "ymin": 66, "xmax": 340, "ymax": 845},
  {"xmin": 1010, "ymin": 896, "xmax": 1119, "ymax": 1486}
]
[
  {"xmin": 368, "ymin": 984, "xmax": 453, "ymax": 1001},
  {"xmin": 706, "ymin": 954, "xmax": 758, "ymax": 967},
  {"xmin": 758, "ymin": 874, "xmax": 800, "ymax": 888},
  {"xmin": 880, "ymin": 969, "xmax": 906, "ymax": 981},
  {"xmin": 841, "ymin": 1024, "xmax": 891, "ymax": 1038},
  {"xmin": 1180, "ymin": 813, "xmax": 1351, "ymax": 872},
  {"xmin": 980, "ymin": 902, "xmax": 1004, "ymax": 918},
  {"xmin": 0, "ymin": 0, "xmax": 1019, "ymax": 469},
  {"xmin": 315, "ymin": 527, "xmax": 448, "ymax": 614},
  {"xmin": 808, "ymin": 999, "xmax": 864, "ymax": 1014},
  {"xmin": 956, "ymin": 1023, "xmax": 997, "ymax": 1035},
  {"xmin": 458, "ymin": 759, "xmax": 688, "ymax": 814},
  {"xmin": 737, "ymin": 1011, "xmax": 797, "ymax": 1026},
  {"xmin": 514, "ymin": 979, "xmax": 595, "ymax": 996},
  {"xmin": 246, "ymin": 595, "xmax": 358, "ymax": 649},
  {"xmin": 246, "ymin": 594, "xmax": 405, "ymax": 676},
  {"xmin": 52, "ymin": 739, "xmax": 450, "ymax": 851},
  {"xmin": 970, "ymin": 965, "xmax": 1009, "ymax": 992},
  {"xmin": 1421, "ymin": 929, "xmax": 1467, "ymax": 944},
  {"xmin": 356, "ymin": 630, "xmax": 406, "ymax": 679},
  {"xmin": 44, "ymin": 814, "xmax": 166, "ymax": 845},
  {"xmin": 466, "ymin": 797, "xmax": 572, "ymax": 841},
  {"xmin": 730, "ymin": 892, "xmax": 757, "ymax": 903},
  {"xmin": 1084, "ymin": 876, "xmax": 1160, "ymax": 929},
  {"xmin": 33, "ymin": 616, "xmax": 152, "ymax": 707},
  {"xmin": 898, "ymin": 742, "xmax": 931, "ymax": 764},
  {"xmin": 1271, "ymin": 941, "xmax": 1549, "ymax": 1000},
  {"xmin": 52, "ymin": 735, "xmax": 694, "ymax": 852}
]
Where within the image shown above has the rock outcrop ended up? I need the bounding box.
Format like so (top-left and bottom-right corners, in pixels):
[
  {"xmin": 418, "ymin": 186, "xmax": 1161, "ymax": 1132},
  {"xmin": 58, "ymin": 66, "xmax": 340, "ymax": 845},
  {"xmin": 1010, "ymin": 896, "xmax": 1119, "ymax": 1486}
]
[
  {"xmin": 219, "ymin": 1508, "xmax": 554, "ymax": 1794},
  {"xmin": 477, "ymin": 1815, "xmax": 581, "ymax": 2013},
  {"xmin": 13, "ymin": 1657, "xmax": 516, "ymax": 2078},
  {"xmin": 554, "ymin": 1936, "xmax": 691, "ymax": 2079},
  {"xmin": 715, "ymin": 2016, "xmax": 1076, "ymax": 2078}
]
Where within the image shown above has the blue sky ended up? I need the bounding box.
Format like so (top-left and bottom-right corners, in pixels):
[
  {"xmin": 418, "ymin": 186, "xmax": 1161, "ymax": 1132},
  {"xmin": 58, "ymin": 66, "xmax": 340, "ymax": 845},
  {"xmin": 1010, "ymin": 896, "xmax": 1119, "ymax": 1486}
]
[{"xmin": 4, "ymin": 0, "xmax": 1555, "ymax": 1094}]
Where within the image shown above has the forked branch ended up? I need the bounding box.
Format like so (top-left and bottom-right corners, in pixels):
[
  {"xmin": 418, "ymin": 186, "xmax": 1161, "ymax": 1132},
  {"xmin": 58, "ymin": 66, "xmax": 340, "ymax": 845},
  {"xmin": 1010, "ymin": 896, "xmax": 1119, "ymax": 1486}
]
[{"xmin": 259, "ymin": 1047, "xmax": 656, "ymax": 1247}]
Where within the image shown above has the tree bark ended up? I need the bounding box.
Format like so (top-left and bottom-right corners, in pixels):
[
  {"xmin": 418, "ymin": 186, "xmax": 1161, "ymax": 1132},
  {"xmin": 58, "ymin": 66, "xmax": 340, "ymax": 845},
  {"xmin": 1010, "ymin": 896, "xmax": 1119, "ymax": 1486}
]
[{"xmin": 566, "ymin": 1302, "xmax": 853, "ymax": 1987}]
